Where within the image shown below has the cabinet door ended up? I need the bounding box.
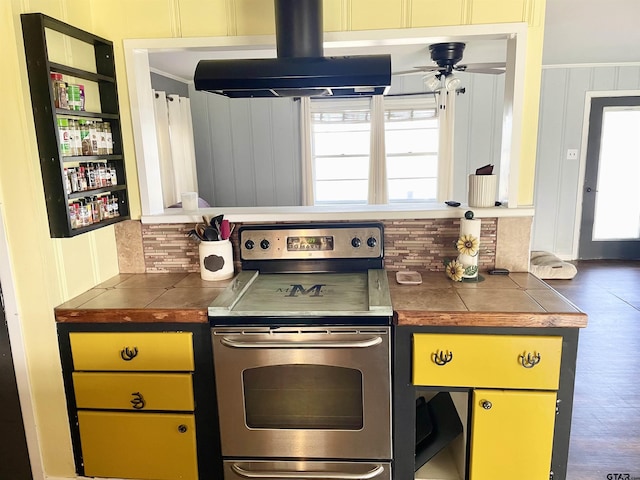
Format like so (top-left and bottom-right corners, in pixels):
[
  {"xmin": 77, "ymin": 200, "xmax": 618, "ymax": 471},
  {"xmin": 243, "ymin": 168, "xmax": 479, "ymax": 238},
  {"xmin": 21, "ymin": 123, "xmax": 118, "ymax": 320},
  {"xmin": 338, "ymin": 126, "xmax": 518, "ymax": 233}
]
[
  {"xmin": 469, "ymin": 389, "xmax": 556, "ymax": 480},
  {"xmin": 78, "ymin": 410, "xmax": 197, "ymax": 480}
]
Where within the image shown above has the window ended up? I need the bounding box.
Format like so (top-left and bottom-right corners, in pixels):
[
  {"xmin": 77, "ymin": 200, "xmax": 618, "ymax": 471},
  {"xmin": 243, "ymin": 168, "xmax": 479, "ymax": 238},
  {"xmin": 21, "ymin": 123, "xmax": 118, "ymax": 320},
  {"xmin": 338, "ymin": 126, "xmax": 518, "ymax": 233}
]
[{"xmin": 309, "ymin": 96, "xmax": 439, "ymax": 205}]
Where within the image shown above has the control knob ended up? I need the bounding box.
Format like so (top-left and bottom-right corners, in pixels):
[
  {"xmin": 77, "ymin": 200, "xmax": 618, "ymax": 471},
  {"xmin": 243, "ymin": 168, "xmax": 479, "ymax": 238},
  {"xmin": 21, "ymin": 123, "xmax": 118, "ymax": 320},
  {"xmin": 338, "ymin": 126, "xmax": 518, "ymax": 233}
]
[
  {"xmin": 351, "ymin": 237, "xmax": 361, "ymax": 248},
  {"xmin": 367, "ymin": 237, "xmax": 377, "ymax": 248},
  {"xmin": 260, "ymin": 239, "xmax": 270, "ymax": 250},
  {"xmin": 244, "ymin": 240, "xmax": 255, "ymax": 250}
]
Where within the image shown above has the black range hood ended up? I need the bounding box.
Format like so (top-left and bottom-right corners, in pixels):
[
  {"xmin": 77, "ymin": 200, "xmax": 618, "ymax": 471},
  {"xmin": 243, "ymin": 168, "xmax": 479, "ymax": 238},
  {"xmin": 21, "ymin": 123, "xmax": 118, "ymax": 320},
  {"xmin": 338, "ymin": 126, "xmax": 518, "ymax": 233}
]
[{"xmin": 194, "ymin": 0, "xmax": 391, "ymax": 98}]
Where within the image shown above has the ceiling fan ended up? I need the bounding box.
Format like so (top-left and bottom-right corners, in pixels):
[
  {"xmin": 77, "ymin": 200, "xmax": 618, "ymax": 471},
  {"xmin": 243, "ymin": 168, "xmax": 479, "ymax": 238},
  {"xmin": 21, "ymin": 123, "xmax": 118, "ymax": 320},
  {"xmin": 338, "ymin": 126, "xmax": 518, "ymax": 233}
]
[{"xmin": 394, "ymin": 42, "xmax": 505, "ymax": 90}]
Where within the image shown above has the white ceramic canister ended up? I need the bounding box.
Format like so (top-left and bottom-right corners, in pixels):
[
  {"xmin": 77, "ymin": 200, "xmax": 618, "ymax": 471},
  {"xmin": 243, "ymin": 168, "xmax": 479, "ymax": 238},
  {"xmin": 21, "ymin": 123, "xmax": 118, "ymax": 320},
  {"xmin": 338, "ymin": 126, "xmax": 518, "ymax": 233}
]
[
  {"xmin": 468, "ymin": 174, "xmax": 497, "ymax": 208},
  {"xmin": 199, "ymin": 239, "xmax": 234, "ymax": 281}
]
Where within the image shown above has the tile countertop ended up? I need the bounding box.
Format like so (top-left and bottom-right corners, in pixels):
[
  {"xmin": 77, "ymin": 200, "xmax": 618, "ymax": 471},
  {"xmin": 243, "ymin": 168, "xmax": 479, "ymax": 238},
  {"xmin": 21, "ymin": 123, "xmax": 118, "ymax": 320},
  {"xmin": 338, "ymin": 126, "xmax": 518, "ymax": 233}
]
[
  {"xmin": 389, "ymin": 271, "xmax": 587, "ymax": 328},
  {"xmin": 55, "ymin": 271, "xmax": 587, "ymax": 328},
  {"xmin": 54, "ymin": 273, "xmax": 233, "ymax": 323}
]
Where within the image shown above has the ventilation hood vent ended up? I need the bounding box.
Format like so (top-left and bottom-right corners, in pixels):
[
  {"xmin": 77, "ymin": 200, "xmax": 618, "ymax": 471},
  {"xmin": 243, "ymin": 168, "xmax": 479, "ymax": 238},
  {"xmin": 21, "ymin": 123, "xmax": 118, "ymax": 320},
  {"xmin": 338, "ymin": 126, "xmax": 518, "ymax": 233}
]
[{"xmin": 194, "ymin": 0, "xmax": 391, "ymax": 98}]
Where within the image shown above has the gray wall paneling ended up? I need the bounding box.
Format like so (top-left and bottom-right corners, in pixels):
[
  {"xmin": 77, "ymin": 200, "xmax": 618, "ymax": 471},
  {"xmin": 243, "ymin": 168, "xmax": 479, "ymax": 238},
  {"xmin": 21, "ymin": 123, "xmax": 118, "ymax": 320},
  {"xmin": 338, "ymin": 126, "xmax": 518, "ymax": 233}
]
[
  {"xmin": 189, "ymin": 85, "xmax": 302, "ymax": 207},
  {"xmin": 533, "ymin": 65, "xmax": 640, "ymax": 257},
  {"xmin": 453, "ymin": 72, "xmax": 505, "ymax": 202}
]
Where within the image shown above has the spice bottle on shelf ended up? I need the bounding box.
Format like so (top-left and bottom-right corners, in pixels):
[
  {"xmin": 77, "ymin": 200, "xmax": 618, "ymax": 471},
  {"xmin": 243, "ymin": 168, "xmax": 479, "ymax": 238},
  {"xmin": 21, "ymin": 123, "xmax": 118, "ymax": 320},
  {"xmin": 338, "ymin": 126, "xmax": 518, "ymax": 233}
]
[
  {"xmin": 78, "ymin": 165, "xmax": 87, "ymax": 191},
  {"xmin": 50, "ymin": 73, "xmax": 68, "ymax": 109},
  {"xmin": 104, "ymin": 122, "xmax": 113, "ymax": 154},
  {"xmin": 98, "ymin": 123, "xmax": 107, "ymax": 155},
  {"xmin": 111, "ymin": 195, "xmax": 119, "ymax": 217},
  {"xmin": 57, "ymin": 118, "xmax": 71, "ymax": 156},
  {"xmin": 64, "ymin": 168, "xmax": 71, "ymax": 194},
  {"xmin": 67, "ymin": 84, "xmax": 81, "ymax": 111},
  {"xmin": 69, "ymin": 203, "xmax": 78, "ymax": 229},
  {"xmin": 70, "ymin": 167, "xmax": 79, "ymax": 193},
  {"xmin": 108, "ymin": 162, "xmax": 117, "ymax": 186},
  {"xmin": 89, "ymin": 122, "xmax": 99, "ymax": 155},
  {"xmin": 91, "ymin": 196, "xmax": 100, "ymax": 223},
  {"xmin": 70, "ymin": 119, "xmax": 81, "ymax": 156},
  {"xmin": 78, "ymin": 85, "xmax": 85, "ymax": 111},
  {"xmin": 80, "ymin": 120, "xmax": 92, "ymax": 156}
]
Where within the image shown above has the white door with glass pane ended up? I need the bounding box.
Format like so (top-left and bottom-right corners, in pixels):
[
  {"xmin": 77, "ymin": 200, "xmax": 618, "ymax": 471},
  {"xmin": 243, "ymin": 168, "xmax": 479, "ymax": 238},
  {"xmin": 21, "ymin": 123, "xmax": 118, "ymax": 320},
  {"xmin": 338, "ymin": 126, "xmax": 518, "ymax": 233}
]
[{"xmin": 579, "ymin": 96, "xmax": 640, "ymax": 259}]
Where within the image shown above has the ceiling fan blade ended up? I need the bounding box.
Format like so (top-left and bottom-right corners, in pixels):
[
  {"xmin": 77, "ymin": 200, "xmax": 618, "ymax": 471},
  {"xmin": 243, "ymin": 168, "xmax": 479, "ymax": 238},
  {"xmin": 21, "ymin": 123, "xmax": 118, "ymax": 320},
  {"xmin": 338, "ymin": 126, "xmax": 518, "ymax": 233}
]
[
  {"xmin": 392, "ymin": 67, "xmax": 440, "ymax": 76},
  {"xmin": 454, "ymin": 62, "xmax": 506, "ymax": 74}
]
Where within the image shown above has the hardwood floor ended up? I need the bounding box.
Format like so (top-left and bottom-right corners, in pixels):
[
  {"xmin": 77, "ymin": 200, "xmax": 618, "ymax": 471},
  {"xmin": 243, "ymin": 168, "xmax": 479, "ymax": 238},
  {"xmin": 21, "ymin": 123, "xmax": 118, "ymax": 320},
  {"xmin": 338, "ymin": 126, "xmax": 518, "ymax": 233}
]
[{"xmin": 547, "ymin": 260, "xmax": 640, "ymax": 480}]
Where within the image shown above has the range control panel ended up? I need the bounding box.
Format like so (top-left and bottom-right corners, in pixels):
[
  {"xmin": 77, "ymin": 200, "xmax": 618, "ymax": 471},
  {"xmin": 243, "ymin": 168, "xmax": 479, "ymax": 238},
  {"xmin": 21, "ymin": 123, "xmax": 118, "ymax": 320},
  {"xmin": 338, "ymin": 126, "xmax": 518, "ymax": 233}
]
[{"xmin": 239, "ymin": 223, "xmax": 384, "ymax": 262}]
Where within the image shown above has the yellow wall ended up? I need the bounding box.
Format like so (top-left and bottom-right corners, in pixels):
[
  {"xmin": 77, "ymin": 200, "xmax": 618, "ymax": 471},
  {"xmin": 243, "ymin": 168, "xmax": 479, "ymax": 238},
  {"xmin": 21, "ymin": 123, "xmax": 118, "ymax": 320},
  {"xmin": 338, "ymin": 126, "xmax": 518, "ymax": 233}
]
[{"xmin": 2, "ymin": 0, "xmax": 544, "ymax": 477}]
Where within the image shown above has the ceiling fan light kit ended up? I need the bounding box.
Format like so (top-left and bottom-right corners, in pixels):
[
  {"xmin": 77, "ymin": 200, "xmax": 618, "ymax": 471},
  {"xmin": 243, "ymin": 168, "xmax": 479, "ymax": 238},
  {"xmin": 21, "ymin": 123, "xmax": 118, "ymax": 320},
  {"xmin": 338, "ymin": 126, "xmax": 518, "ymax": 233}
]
[
  {"xmin": 424, "ymin": 74, "xmax": 441, "ymax": 91},
  {"xmin": 444, "ymin": 75, "xmax": 462, "ymax": 91}
]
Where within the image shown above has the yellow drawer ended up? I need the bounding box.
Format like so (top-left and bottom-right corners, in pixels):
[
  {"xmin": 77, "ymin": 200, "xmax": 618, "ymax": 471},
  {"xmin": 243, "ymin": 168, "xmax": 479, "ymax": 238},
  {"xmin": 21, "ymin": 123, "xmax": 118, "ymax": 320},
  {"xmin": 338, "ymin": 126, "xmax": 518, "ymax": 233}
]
[
  {"xmin": 412, "ymin": 334, "xmax": 562, "ymax": 390},
  {"xmin": 69, "ymin": 332, "xmax": 194, "ymax": 371},
  {"xmin": 73, "ymin": 372, "xmax": 194, "ymax": 411},
  {"xmin": 78, "ymin": 410, "xmax": 197, "ymax": 480}
]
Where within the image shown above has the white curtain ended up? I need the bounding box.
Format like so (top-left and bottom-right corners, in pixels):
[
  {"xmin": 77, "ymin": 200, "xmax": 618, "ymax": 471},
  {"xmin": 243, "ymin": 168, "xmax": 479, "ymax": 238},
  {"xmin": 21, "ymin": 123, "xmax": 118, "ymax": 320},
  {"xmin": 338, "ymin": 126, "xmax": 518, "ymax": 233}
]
[
  {"xmin": 152, "ymin": 90, "xmax": 198, "ymax": 207},
  {"xmin": 368, "ymin": 95, "xmax": 388, "ymax": 204},
  {"xmin": 437, "ymin": 90, "xmax": 456, "ymax": 202},
  {"xmin": 300, "ymin": 97, "xmax": 315, "ymax": 206}
]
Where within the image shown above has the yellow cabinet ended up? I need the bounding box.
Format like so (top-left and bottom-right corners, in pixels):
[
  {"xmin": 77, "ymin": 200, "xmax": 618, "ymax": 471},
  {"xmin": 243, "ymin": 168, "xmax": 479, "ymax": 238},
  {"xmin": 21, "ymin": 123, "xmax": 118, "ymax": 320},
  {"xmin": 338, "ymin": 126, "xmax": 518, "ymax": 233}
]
[
  {"xmin": 469, "ymin": 389, "xmax": 557, "ymax": 480},
  {"xmin": 413, "ymin": 333, "xmax": 562, "ymax": 390},
  {"xmin": 78, "ymin": 410, "xmax": 198, "ymax": 480},
  {"xmin": 62, "ymin": 329, "xmax": 201, "ymax": 480},
  {"xmin": 411, "ymin": 333, "xmax": 562, "ymax": 480},
  {"xmin": 69, "ymin": 331, "xmax": 194, "ymax": 371}
]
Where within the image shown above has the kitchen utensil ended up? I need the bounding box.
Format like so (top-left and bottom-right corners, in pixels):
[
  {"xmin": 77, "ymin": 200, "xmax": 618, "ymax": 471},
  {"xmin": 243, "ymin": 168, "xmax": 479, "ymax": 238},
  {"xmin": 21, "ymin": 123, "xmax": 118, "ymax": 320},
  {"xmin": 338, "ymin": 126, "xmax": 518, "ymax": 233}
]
[
  {"xmin": 220, "ymin": 220, "xmax": 231, "ymax": 240},
  {"xmin": 203, "ymin": 226, "xmax": 220, "ymax": 241},
  {"xmin": 187, "ymin": 229, "xmax": 202, "ymax": 241},
  {"xmin": 210, "ymin": 214, "xmax": 224, "ymax": 229},
  {"xmin": 195, "ymin": 223, "xmax": 208, "ymax": 240}
]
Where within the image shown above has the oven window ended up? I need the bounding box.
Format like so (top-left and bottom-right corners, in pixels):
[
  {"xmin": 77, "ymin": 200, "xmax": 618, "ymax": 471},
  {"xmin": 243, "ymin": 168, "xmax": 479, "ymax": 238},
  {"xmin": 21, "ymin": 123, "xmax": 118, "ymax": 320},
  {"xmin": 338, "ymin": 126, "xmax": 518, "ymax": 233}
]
[{"xmin": 243, "ymin": 365, "xmax": 363, "ymax": 430}]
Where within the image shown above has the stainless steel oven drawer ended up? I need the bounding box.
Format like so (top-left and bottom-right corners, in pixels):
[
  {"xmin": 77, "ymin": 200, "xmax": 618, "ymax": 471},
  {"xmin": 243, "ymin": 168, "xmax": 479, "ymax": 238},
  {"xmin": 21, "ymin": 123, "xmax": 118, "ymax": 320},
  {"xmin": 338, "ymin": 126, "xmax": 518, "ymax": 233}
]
[{"xmin": 223, "ymin": 460, "xmax": 391, "ymax": 480}]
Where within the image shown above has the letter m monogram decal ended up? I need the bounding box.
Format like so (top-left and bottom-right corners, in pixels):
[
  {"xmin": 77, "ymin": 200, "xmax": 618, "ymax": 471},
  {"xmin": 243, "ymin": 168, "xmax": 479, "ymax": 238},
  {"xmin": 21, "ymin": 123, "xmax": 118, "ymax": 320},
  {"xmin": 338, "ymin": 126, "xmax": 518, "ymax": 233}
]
[{"xmin": 286, "ymin": 284, "xmax": 325, "ymax": 297}]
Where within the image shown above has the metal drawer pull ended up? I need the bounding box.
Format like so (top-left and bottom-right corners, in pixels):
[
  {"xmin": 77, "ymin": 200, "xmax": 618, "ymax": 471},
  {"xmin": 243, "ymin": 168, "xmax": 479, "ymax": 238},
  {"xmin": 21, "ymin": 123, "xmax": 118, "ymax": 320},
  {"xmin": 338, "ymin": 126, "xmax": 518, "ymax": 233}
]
[
  {"xmin": 481, "ymin": 400, "xmax": 492, "ymax": 410},
  {"xmin": 231, "ymin": 464, "xmax": 384, "ymax": 479},
  {"xmin": 432, "ymin": 350, "xmax": 453, "ymax": 366},
  {"xmin": 120, "ymin": 346, "xmax": 138, "ymax": 361},
  {"xmin": 519, "ymin": 352, "xmax": 541, "ymax": 368},
  {"xmin": 177, "ymin": 424, "xmax": 188, "ymax": 433},
  {"xmin": 130, "ymin": 392, "xmax": 145, "ymax": 410},
  {"xmin": 220, "ymin": 336, "xmax": 382, "ymax": 349}
]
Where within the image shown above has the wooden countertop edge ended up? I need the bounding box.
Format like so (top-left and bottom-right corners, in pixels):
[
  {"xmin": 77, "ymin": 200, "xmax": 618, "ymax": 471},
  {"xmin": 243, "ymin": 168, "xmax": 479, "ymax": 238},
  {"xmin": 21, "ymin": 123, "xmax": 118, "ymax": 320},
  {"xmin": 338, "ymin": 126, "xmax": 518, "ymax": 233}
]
[
  {"xmin": 394, "ymin": 311, "xmax": 588, "ymax": 328},
  {"xmin": 54, "ymin": 308, "xmax": 208, "ymax": 324}
]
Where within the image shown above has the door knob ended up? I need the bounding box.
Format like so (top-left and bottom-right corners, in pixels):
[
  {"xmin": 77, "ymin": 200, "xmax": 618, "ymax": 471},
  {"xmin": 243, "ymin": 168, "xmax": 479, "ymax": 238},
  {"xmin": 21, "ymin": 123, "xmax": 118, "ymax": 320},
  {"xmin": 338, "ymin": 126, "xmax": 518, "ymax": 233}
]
[{"xmin": 481, "ymin": 400, "xmax": 492, "ymax": 410}]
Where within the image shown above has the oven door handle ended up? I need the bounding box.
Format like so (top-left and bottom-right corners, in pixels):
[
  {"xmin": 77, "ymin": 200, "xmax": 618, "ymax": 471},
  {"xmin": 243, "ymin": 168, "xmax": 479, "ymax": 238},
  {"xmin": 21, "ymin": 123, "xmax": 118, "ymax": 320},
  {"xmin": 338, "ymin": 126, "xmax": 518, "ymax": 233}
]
[
  {"xmin": 219, "ymin": 336, "xmax": 383, "ymax": 349},
  {"xmin": 231, "ymin": 463, "xmax": 385, "ymax": 479}
]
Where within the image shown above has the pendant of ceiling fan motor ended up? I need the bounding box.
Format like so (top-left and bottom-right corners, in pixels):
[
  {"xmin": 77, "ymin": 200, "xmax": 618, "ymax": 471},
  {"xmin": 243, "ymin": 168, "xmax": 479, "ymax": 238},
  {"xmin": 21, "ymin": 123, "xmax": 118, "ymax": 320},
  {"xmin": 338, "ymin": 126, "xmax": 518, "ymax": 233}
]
[{"xmin": 429, "ymin": 42, "xmax": 466, "ymax": 68}]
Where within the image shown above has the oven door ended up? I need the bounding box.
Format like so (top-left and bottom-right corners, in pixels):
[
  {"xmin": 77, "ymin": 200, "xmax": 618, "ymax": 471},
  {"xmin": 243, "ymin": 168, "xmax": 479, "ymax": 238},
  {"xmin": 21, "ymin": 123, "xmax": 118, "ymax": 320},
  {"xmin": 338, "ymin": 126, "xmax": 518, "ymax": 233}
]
[{"xmin": 211, "ymin": 326, "xmax": 391, "ymax": 460}]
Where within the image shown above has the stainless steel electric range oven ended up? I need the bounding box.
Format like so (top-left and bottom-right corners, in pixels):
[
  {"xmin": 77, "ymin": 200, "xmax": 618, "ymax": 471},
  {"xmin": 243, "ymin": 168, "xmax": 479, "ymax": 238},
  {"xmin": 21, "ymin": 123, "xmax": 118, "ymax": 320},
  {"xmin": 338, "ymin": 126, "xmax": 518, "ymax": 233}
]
[{"xmin": 208, "ymin": 222, "xmax": 393, "ymax": 480}]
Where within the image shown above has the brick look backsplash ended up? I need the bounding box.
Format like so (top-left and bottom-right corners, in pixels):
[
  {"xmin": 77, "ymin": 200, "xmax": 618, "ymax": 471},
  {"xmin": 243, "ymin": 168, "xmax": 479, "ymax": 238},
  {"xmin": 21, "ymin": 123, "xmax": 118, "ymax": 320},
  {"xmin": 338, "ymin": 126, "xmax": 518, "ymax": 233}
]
[{"xmin": 140, "ymin": 218, "xmax": 496, "ymax": 273}]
